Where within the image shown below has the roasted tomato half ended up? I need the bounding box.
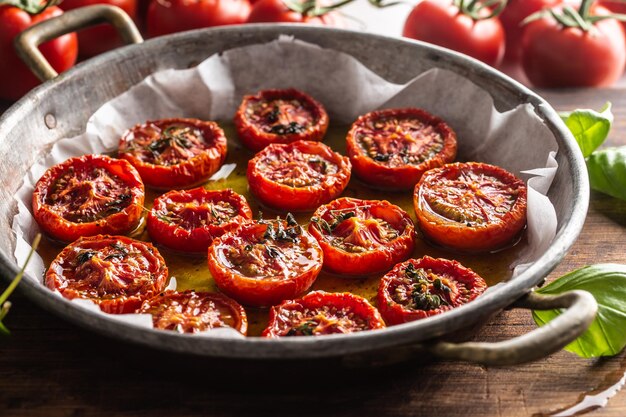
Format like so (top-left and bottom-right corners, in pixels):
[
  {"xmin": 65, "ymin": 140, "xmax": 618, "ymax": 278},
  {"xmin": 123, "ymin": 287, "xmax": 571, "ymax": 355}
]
[
  {"xmin": 308, "ymin": 197, "xmax": 415, "ymax": 276},
  {"xmin": 378, "ymin": 256, "xmax": 487, "ymax": 325},
  {"xmin": 147, "ymin": 187, "xmax": 253, "ymax": 253},
  {"xmin": 138, "ymin": 290, "xmax": 248, "ymax": 335},
  {"xmin": 247, "ymin": 140, "xmax": 351, "ymax": 212},
  {"xmin": 45, "ymin": 235, "xmax": 168, "ymax": 314},
  {"xmin": 32, "ymin": 154, "xmax": 144, "ymax": 243},
  {"xmin": 414, "ymin": 162, "xmax": 527, "ymax": 252},
  {"xmin": 207, "ymin": 215, "xmax": 323, "ymax": 307},
  {"xmin": 346, "ymin": 108, "xmax": 457, "ymax": 190},
  {"xmin": 234, "ymin": 88, "xmax": 329, "ymax": 152},
  {"xmin": 118, "ymin": 118, "xmax": 228, "ymax": 189},
  {"xmin": 262, "ymin": 291, "xmax": 386, "ymax": 337}
]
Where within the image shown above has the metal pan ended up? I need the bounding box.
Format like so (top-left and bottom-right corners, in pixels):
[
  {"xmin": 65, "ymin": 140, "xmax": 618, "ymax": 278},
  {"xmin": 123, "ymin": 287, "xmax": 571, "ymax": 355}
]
[{"xmin": 0, "ymin": 5, "xmax": 595, "ymax": 366}]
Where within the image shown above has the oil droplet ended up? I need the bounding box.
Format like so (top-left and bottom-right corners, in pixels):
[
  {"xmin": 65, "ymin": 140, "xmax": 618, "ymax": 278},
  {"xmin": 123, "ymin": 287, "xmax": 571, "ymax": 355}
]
[{"xmin": 550, "ymin": 370, "xmax": 626, "ymax": 416}]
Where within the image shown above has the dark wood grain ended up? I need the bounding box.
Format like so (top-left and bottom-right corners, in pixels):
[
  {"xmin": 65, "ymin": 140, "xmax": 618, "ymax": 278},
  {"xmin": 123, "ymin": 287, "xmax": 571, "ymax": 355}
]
[{"xmin": 1, "ymin": 89, "xmax": 626, "ymax": 417}]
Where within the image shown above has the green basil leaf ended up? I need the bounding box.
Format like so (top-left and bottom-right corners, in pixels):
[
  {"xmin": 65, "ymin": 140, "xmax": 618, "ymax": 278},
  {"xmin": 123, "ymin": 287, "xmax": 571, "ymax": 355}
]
[
  {"xmin": 532, "ymin": 264, "xmax": 626, "ymax": 358},
  {"xmin": 586, "ymin": 146, "xmax": 626, "ymax": 201},
  {"xmin": 560, "ymin": 102, "xmax": 613, "ymax": 158}
]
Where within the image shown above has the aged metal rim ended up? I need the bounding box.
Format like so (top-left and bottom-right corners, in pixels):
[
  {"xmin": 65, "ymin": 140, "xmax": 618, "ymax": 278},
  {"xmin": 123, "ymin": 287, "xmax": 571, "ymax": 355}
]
[{"xmin": 0, "ymin": 24, "xmax": 590, "ymax": 359}]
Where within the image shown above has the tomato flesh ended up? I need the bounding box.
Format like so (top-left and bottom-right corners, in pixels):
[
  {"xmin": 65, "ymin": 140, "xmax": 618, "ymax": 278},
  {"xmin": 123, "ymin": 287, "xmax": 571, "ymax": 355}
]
[
  {"xmin": 414, "ymin": 162, "xmax": 527, "ymax": 251},
  {"xmin": 346, "ymin": 108, "xmax": 457, "ymax": 190},
  {"xmin": 378, "ymin": 256, "xmax": 487, "ymax": 324},
  {"xmin": 45, "ymin": 235, "xmax": 168, "ymax": 314},
  {"xmin": 247, "ymin": 140, "xmax": 351, "ymax": 212},
  {"xmin": 139, "ymin": 290, "xmax": 248, "ymax": 334},
  {"xmin": 262, "ymin": 291, "xmax": 385, "ymax": 337}
]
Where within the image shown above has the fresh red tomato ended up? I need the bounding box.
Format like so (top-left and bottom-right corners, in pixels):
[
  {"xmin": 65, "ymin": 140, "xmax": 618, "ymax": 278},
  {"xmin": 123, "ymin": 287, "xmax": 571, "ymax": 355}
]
[
  {"xmin": 234, "ymin": 88, "xmax": 329, "ymax": 152},
  {"xmin": 414, "ymin": 162, "xmax": 527, "ymax": 252},
  {"xmin": 378, "ymin": 256, "xmax": 487, "ymax": 325},
  {"xmin": 45, "ymin": 235, "xmax": 168, "ymax": 313},
  {"xmin": 308, "ymin": 197, "xmax": 415, "ymax": 276},
  {"xmin": 32, "ymin": 154, "xmax": 145, "ymax": 243},
  {"xmin": 262, "ymin": 291, "xmax": 385, "ymax": 337},
  {"xmin": 207, "ymin": 216, "xmax": 323, "ymax": 307},
  {"xmin": 247, "ymin": 140, "xmax": 351, "ymax": 212},
  {"xmin": 147, "ymin": 187, "xmax": 253, "ymax": 252},
  {"xmin": 146, "ymin": 0, "xmax": 251, "ymax": 38},
  {"xmin": 499, "ymin": 0, "xmax": 561, "ymax": 62},
  {"xmin": 0, "ymin": 6, "xmax": 77, "ymax": 101},
  {"xmin": 59, "ymin": 0, "xmax": 137, "ymax": 58},
  {"xmin": 402, "ymin": 0, "xmax": 505, "ymax": 67},
  {"xmin": 138, "ymin": 290, "xmax": 248, "ymax": 334},
  {"xmin": 521, "ymin": 5, "xmax": 626, "ymax": 87},
  {"xmin": 346, "ymin": 108, "xmax": 457, "ymax": 191},
  {"xmin": 247, "ymin": 0, "xmax": 344, "ymax": 26},
  {"xmin": 118, "ymin": 118, "xmax": 228, "ymax": 189}
]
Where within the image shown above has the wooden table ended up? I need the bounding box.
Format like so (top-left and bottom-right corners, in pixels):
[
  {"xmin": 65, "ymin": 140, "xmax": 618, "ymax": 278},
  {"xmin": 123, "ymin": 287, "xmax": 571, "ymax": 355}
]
[{"xmin": 1, "ymin": 89, "xmax": 625, "ymax": 417}]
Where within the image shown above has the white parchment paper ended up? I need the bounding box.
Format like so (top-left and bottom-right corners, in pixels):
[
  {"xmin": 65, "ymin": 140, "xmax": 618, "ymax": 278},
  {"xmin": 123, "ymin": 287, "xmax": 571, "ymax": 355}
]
[{"xmin": 11, "ymin": 36, "xmax": 558, "ymax": 330}]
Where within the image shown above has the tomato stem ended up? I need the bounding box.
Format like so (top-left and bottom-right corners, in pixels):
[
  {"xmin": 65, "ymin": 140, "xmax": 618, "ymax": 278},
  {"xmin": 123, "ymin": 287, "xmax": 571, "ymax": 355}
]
[
  {"xmin": 0, "ymin": 0, "xmax": 58, "ymax": 15},
  {"xmin": 453, "ymin": 0, "xmax": 508, "ymax": 21}
]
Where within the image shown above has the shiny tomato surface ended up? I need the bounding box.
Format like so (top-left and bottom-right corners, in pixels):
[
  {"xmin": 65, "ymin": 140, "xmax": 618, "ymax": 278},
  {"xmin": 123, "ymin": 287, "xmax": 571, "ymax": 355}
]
[
  {"xmin": 247, "ymin": 140, "xmax": 351, "ymax": 212},
  {"xmin": 247, "ymin": 0, "xmax": 344, "ymax": 26},
  {"xmin": 262, "ymin": 291, "xmax": 385, "ymax": 337},
  {"xmin": 346, "ymin": 108, "xmax": 457, "ymax": 191},
  {"xmin": 234, "ymin": 89, "xmax": 329, "ymax": 152},
  {"xmin": 208, "ymin": 216, "xmax": 323, "ymax": 307},
  {"xmin": 308, "ymin": 197, "xmax": 415, "ymax": 276},
  {"xmin": 378, "ymin": 256, "xmax": 487, "ymax": 324},
  {"xmin": 32, "ymin": 154, "xmax": 145, "ymax": 243},
  {"xmin": 147, "ymin": 187, "xmax": 253, "ymax": 252},
  {"xmin": 402, "ymin": 0, "xmax": 505, "ymax": 67},
  {"xmin": 414, "ymin": 162, "xmax": 527, "ymax": 252},
  {"xmin": 59, "ymin": 0, "xmax": 137, "ymax": 57},
  {"xmin": 0, "ymin": 6, "xmax": 77, "ymax": 101},
  {"xmin": 138, "ymin": 290, "xmax": 248, "ymax": 334},
  {"xmin": 521, "ymin": 5, "xmax": 626, "ymax": 88},
  {"xmin": 146, "ymin": 0, "xmax": 251, "ymax": 37},
  {"xmin": 45, "ymin": 235, "xmax": 168, "ymax": 313},
  {"xmin": 118, "ymin": 118, "xmax": 227, "ymax": 189}
]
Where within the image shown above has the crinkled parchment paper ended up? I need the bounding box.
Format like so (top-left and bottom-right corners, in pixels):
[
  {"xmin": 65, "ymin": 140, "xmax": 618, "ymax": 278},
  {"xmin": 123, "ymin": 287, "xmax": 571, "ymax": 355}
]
[{"xmin": 11, "ymin": 36, "xmax": 558, "ymax": 332}]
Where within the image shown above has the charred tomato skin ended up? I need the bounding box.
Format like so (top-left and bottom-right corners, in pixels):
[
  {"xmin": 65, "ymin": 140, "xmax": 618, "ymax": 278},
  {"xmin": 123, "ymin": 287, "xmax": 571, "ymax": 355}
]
[
  {"xmin": 414, "ymin": 162, "xmax": 527, "ymax": 252},
  {"xmin": 207, "ymin": 219, "xmax": 323, "ymax": 307},
  {"xmin": 147, "ymin": 187, "xmax": 253, "ymax": 253},
  {"xmin": 234, "ymin": 89, "xmax": 329, "ymax": 152},
  {"xmin": 308, "ymin": 197, "xmax": 415, "ymax": 276},
  {"xmin": 378, "ymin": 256, "xmax": 487, "ymax": 325},
  {"xmin": 262, "ymin": 291, "xmax": 386, "ymax": 337},
  {"xmin": 247, "ymin": 140, "xmax": 351, "ymax": 212},
  {"xmin": 346, "ymin": 108, "xmax": 457, "ymax": 191},
  {"xmin": 32, "ymin": 154, "xmax": 145, "ymax": 243},
  {"xmin": 138, "ymin": 290, "xmax": 248, "ymax": 335},
  {"xmin": 45, "ymin": 235, "xmax": 168, "ymax": 314},
  {"xmin": 118, "ymin": 118, "xmax": 228, "ymax": 189}
]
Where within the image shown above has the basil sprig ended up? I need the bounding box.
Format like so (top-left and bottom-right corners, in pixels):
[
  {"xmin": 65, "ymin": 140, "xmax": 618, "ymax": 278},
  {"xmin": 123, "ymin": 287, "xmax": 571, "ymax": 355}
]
[{"xmin": 533, "ymin": 264, "xmax": 626, "ymax": 358}]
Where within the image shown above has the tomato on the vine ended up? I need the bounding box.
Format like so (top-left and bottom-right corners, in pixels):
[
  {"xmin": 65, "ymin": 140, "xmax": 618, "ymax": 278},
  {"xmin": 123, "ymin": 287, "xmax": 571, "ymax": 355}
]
[
  {"xmin": 308, "ymin": 197, "xmax": 415, "ymax": 276},
  {"xmin": 247, "ymin": 140, "xmax": 351, "ymax": 212},
  {"xmin": 146, "ymin": 0, "xmax": 251, "ymax": 38},
  {"xmin": 402, "ymin": 0, "xmax": 505, "ymax": 67},
  {"xmin": 46, "ymin": 235, "xmax": 169, "ymax": 314},
  {"xmin": 147, "ymin": 187, "xmax": 253, "ymax": 252},
  {"xmin": 32, "ymin": 154, "xmax": 145, "ymax": 243},
  {"xmin": 0, "ymin": 5, "xmax": 77, "ymax": 101},
  {"xmin": 59, "ymin": 0, "xmax": 137, "ymax": 58},
  {"xmin": 247, "ymin": 0, "xmax": 345, "ymax": 26},
  {"xmin": 138, "ymin": 290, "xmax": 248, "ymax": 334},
  {"xmin": 378, "ymin": 256, "xmax": 487, "ymax": 325},
  {"xmin": 521, "ymin": 2, "xmax": 626, "ymax": 87},
  {"xmin": 208, "ymin": 216, "xmax": 323, "ymax": 307},
  {"xmin": 414, "ymin": 162, "xmax": 527, "ymax": 252},
  {"xmin": 262, "ymin": 291, "xmax": 385, "ymax": 337}
]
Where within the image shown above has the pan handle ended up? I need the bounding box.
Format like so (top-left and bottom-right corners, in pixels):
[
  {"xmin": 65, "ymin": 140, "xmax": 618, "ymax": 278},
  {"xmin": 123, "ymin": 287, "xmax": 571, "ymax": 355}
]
[
  {"xmin": 344, "ymin": 290, "xmax": 598, "ymax": 367},
  {"xmin": 14, "ymin": 5, "xmax": 143, "ymax": 82}
]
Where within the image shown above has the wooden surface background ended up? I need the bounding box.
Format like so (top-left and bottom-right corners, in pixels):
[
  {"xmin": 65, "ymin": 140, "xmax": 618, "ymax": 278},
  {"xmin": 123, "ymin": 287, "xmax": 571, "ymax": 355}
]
[{"xmin": 1, "ymin": 89, "xmax": 625, "ymax": 417}]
